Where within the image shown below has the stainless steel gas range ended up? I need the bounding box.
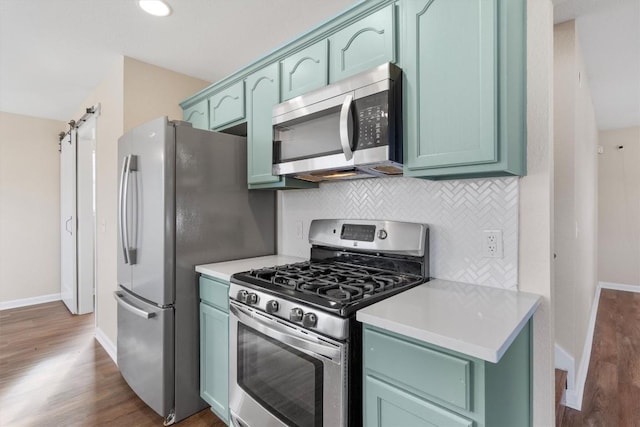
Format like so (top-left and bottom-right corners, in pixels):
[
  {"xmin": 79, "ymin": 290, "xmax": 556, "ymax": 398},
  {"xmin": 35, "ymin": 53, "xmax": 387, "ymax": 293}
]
[{"xmin": 228, "ymin": 219, "xmax": 430, "ymax": 427}]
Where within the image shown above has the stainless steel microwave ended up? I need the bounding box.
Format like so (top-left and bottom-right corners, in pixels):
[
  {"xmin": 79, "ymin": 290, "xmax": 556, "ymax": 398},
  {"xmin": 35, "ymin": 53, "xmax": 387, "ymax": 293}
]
[{"xmin": 272, "ymin": 63, "xmax": 402, "ymax": 182}]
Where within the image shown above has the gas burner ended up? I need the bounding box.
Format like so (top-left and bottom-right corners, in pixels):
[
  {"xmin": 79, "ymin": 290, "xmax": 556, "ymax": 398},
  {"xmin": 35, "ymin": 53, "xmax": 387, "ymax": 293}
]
[
  {"xmin": 298, "ymin": 280, "xmax": 329, "ymax": 293},
  {"xmin": 318, "ymin": 284, "xmax": 364, "ymax": 303},
  {"xmin": 272, "ymin": 273, "xmax": 299, "ymax": 289},
  {"xmin": 253, "ymin": 268, "xmax": 277, "ymax": 280},
  {"xmin": 349, "ymin": 280, "xmax": 379, "ymax": 294}
]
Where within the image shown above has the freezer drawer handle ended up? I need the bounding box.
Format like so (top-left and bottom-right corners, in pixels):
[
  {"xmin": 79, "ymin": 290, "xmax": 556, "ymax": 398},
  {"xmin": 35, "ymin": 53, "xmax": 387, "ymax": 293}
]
[{"xmin": 114, "ymin": 291, "xmax": 156, "ymax": 319}]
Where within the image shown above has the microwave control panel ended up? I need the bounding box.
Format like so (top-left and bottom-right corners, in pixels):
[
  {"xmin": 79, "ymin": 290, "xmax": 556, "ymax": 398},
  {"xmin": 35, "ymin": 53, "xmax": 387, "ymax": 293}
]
[{"xmin": 355, "ymin": 91, "xmax": 389, "ymax": 149}]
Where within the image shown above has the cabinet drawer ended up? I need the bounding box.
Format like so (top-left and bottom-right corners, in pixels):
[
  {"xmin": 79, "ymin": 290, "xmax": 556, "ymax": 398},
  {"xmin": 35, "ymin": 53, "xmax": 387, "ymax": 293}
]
[
  {"xmin": 209, "ymin": 81, "xmax": 245, "ymax": 129},
  {"xmin": 364, "ymin": 327, "xmax": 471, "ymax": 411},
  {"xmin": 183, "ymin": 99, "xmax": 209, "ymax": 130},
  {"xmin": 199, "ymin": 275, "xmax": 229, "ymax": 312}
]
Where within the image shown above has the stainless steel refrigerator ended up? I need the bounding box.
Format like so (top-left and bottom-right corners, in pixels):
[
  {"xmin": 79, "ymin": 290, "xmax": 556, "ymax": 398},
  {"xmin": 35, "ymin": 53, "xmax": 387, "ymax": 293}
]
[{"xmin": 115, "ymin": 117, "xmax": 275, "ymax": 425}]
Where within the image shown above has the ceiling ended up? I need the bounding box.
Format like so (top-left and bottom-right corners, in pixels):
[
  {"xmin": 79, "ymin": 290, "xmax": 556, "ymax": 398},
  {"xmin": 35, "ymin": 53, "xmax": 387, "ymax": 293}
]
[
  {"xmin": 0, "ymin": 0, "xmax": 357, "ymax": 122},
  {"xmin": 1, "ymin": 0, "xmax": 638, "ymax": 130}
]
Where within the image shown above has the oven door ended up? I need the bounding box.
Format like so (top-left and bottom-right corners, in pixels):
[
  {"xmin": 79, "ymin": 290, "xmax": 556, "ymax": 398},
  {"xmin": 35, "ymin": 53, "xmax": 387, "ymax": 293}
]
[{"xmin": 229, "ymin": 301, "xmax": 347, "ymax": 427}]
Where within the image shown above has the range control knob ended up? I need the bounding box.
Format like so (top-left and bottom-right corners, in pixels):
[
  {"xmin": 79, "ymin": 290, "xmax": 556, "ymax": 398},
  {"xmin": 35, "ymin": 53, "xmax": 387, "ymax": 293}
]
[
  {"xmin": 247, "ymin": 293, "xmax": 259, "ymax": 305},
  {"xmin": 377, "ymin": 229, "xmax": 388, "ymax": 240},
  {"xmin": 237, "ymin": 290, "xmax": 249, "ymax": 303},
  {"xmin": 266, "ymin": 300, "xmax": 279, "ymax": 313},
  {"xmin": 290, "ymin": 308, "xmax": 304, "ymax": 322},
  {"xmin": 302, "ymin": 313, "xmax": 317, "ymax": 328}
]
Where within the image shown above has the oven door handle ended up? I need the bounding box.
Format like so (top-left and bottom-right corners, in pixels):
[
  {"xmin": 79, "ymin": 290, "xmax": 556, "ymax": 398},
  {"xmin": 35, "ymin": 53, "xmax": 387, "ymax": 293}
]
[{"xmin": 230, "ymin": 303, "xmax": 342, "ymax": 361}]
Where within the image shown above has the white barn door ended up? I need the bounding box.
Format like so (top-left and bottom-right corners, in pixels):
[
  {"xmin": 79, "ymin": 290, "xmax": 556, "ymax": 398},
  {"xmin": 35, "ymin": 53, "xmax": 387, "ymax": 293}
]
[{"xmin": 60, "ymin": 131, "xmax": 77, "ymax": 313}]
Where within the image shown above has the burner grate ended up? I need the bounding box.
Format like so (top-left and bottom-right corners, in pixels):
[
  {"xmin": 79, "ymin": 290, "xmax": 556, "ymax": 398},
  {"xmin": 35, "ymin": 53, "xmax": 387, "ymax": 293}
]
[{"xmin": 242, "ymin": 260, "xmax": 423, "ymax": 309}]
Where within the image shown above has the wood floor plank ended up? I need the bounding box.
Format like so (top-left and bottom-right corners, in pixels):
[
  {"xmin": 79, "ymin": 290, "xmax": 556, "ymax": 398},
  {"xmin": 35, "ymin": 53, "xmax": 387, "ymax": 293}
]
[
  {"xmin": 562, "ymin": 289, "xmax": 640, "ymax": 427},
  {"xmin": 0, "ymin": 301, "xmax": 224, "ymax": 426},
  {"xmin": 556, "ymin": 369, "xmax": 567, "ymax": 427}
]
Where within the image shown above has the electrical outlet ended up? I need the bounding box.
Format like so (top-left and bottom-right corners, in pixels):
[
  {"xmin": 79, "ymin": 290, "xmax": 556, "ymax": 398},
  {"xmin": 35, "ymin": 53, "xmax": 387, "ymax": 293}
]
[{"xmin": 482, "ymin": 230, "xmax": 503, "ymax": 258}]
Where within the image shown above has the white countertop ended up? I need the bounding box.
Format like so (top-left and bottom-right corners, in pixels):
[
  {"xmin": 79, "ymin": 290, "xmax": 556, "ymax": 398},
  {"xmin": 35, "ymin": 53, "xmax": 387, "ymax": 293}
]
[
  {"xmin": 195, "ymin": 255, "xmax": 307, "ymax": 282},
  {"xmin": 356, "ymin": 279, "xmax": 541, "ymax": 363}
]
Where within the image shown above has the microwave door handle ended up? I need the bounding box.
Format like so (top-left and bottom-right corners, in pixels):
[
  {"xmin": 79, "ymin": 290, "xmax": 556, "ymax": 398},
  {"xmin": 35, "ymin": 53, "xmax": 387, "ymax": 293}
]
[{"xmin": 339, "ymin": 94, "xmax": 354, "ymax": 161}]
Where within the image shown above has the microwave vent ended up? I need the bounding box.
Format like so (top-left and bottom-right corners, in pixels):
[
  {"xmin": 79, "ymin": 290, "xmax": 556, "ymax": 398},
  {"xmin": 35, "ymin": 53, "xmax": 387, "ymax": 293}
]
[{"xmin": 371, "ymin": 165, "xmax": 403, "ymax": 175}]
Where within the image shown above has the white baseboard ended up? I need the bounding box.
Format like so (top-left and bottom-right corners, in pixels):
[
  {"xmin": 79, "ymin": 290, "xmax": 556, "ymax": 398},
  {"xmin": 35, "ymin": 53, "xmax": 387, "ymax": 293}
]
[
  {"xmin": 0, "ymin": 293, "xmax": 61, "ymax": 311},
  {"xmin": 555, "ymin": 286, "xmax": 600, "ymax": 410},
  {"xmin": 95, "ymin": 327, "xmax": 117, "ymax": 365},
  {"xmin": 554, "ymin": 344, "xmax": 574, "ymax": 405},
  {"xmin": 599, "ymin": 281, "xmax": 640, "ymax": 293}
]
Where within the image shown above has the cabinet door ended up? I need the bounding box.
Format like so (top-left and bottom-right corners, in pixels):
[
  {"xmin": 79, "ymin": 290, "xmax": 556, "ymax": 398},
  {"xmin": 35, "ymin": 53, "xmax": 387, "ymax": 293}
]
[
  {"xmin": 246, "ymin": 63, "xmax": 281, "ymax": 185},
  {"xmin": 200, "ymin": 302, "xmax": 229, "ymax": 424},
  {"xmin": 183, "ymin": 99, "xmax": 209, "ymax": 130},
  {"xmin": 281, "ymin": 40, "xmax": 328, "ymax": 101},
  {"xmin": 404, "ymin": 0, "xmax": 498, "ymax": 173},
  {"xmin": 329, "ymin": 4, "xmax": 396, "ymax": 82},
  {"xmin": 209, "ymin": 81, "xmax": 245, "ymax": 130},
  {"xmin": 365, "ymin": 376, "xmax": 473, "ymax": 427}
]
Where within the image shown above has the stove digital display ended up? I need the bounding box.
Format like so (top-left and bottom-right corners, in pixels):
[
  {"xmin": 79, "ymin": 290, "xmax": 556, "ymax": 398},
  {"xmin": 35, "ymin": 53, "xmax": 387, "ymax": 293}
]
[{"xmin": 341, "ymin": 224, "xmax": 376, "ymax": 242}]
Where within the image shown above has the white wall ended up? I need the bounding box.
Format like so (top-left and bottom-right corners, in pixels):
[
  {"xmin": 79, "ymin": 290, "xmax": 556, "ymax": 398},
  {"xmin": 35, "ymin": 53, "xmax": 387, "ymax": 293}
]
[
  {"xmin": 123, "ymin": 57, "xmax": 210, "ymax": 132},
  {"xmin": 279, "ymin": 177, "xmax": 520, "ymax": 289},
  {"xmin": 0, "ymin": 112, "xmax": 66, "ymax": 304},
  {"xmin": 598, "ymin": 126, "xmax": 640, "ymax": 286},
  {"xmin": 520, "ymin": 0, "xmax": 555, "ymax": 425},
  {"xmin": 553, "ymin": 20, "xmax": 600, "ymax": 402},
  {"xmin": 73, "ymin": 56, "xmax": 209, "ymax": 350},
  {"xmin": 73, "ymin": 57, "xmax": 125, "ymax": 344}
]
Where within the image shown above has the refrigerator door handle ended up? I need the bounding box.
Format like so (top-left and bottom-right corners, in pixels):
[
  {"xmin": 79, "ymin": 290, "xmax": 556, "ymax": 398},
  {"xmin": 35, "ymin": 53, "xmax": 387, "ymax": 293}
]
[
  {"xmin": 119, "ymin": 155, "xmax": 130, "ymax": 264},
  {"xmin": 127, "ymin": 155, "xmax": 137, "ymax": 265},
  {"xmin": 114, "ymin": 291, "xmax": 156, "ymax": 319}
]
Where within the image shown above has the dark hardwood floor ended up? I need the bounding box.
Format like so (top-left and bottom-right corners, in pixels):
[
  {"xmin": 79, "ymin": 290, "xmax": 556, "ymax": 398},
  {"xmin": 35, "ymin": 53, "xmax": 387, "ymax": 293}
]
[
  {"xmin": 0, "ymin": 301, "xmax": 224, "ymax": 427},
  {"xmin": 562, "ymin": 289, "xmax": 640, "ymax": 427}
]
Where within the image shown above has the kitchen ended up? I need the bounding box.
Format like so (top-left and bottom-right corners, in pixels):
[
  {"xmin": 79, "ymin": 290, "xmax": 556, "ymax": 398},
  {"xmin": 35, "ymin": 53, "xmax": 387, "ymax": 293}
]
[{"xmin": 1, "ymin": 1, "xmax": 638, "ymax": 426}]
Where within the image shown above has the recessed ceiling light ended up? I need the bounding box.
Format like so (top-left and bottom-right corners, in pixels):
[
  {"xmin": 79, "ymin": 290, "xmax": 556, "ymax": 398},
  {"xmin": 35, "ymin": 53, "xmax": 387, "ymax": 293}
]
[{"xmin": 138, "ymin": 0, "xmax": 172, "ymax": 17}]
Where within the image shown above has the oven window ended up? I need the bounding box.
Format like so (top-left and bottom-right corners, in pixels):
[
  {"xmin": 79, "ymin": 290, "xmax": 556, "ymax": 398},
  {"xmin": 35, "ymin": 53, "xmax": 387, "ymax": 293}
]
[{"xmin": 238, "ymin": 324, "xmax": 323, "ymax": 427}]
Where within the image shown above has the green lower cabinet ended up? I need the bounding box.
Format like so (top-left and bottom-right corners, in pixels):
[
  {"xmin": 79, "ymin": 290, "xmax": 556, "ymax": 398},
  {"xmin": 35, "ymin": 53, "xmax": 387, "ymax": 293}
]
[
  {"xmin": 366, "ymin": 376, "xmax": 473, "ymax": 427},
  {"xmin": 363, "ymin": 321, "xmax": 532, "ymax": 427},
  {"xmin": 402, "ymin": 0, "xmax": 526, "ymax": 179},
  {"xmin": 199, "ymin": 275, "xmax": 230, "ymax": 425},
  {"xmin": 245, "ymin": 63, "xmax": 317, "ymax": 190}
]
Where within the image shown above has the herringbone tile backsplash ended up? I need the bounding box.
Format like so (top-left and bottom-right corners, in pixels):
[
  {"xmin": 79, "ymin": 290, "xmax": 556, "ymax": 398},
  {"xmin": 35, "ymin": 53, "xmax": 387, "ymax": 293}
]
[{"xmin": 278, "ymin": 176, "xmax": 519, "ymax": 289}]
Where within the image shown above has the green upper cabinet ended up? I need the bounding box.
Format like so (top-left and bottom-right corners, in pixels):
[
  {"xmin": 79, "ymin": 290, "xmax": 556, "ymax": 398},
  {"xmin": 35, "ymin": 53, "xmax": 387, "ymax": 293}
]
[
  {"xmin": 246, "ymin": 63, "xmax": 281, "ymax": 186},
  {"xmin": 403, "ymin": 0, "xmax": 526, "ymax": 179},
  {"xmin": 209, "ymin": 81, "xmax": 245, "ymax": 130},
  {"xmin": 328, "ymin": 4, "xmax": 396, "ymax": 82},
  {"xmin": 280, "ymin": 40, "xmax": 329, "ymax": 101},
  {"xmin": 183, "ymin": 99, "xmax": 209, "ymax": 130},
  {"xmin": 245, "ymin": 64, "xmax": 317, "ymax": 190}
]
